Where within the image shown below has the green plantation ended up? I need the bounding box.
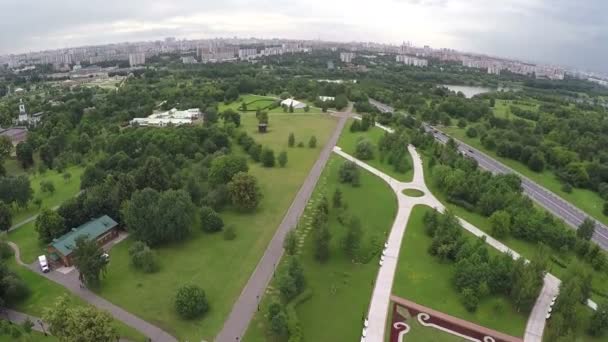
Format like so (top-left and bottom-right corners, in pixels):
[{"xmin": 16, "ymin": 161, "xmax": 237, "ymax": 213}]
[{"xmin": 245, "ymin": 153, "xmax": 397, "ymax": 341}]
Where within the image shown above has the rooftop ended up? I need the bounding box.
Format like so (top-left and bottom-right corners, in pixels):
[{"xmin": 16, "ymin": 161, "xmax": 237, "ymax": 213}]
[{"xmin": 50, "ymin": 215, "xmax": 118, "ymax": 257}]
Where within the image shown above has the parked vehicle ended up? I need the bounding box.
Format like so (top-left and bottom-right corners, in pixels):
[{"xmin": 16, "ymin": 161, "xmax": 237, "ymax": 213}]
[{"xmin": 38, "ymin": 255, "xmax": 50, "ymax": 273}]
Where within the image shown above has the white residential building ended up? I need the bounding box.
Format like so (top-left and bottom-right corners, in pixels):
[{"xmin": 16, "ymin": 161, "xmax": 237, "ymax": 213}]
[
  {"xmin": 130, "ymin": 108, "xmax": 201, "ymax": 127},
  {"xmin": 129, "ymin": 53, "xmax": 146, "ymax": 67},
  {"xmin": 238, "ymin": 48, "xmax": 258, "ymax": 60},
  {"xmin": 340, "ymin": 52, "xmax": 356, "ymax": 63},
  {"xmin": 396, "ymin": 55, "xmax": 428, "ymax": 67}
]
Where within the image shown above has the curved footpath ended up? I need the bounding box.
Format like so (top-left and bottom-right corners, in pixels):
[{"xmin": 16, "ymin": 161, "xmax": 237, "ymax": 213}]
[
  {"xmin": 7, "ymin": 235, "xmax": 177, "ymax": 341},
  {"xmin": 341, "ymin": 120, "xmax": 596, "ymax": 342},
  {"xmin": 216, "ymin": 113, "xmax": 349, "ymax": 342}
]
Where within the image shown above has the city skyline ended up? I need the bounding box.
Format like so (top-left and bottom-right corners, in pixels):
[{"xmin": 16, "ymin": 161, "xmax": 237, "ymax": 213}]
[{"xmin": 1, "ymin": 0, "xmax": 606, "ymax": 73}]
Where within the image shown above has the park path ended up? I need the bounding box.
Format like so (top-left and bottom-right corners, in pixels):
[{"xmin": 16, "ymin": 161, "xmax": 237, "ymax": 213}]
[
  {"xmin": 215, "ymin": 113, "xmax": 349, "ymax": 342},
  {"xmin": 7, "ymin": 233, "xmax": 177, "ymax": 341},
  {"xmin": 8, "ymin": 190, "xmax": 84, "ymax": 232},
  {"xmin": 337, "ymin": 120, "xmax": 596, "ymax": 342}
]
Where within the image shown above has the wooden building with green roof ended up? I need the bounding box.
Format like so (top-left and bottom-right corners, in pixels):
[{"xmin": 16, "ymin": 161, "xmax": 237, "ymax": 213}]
[{"xmin": 47, "ymin": 215, "xmax": 119, "ymax": 267}]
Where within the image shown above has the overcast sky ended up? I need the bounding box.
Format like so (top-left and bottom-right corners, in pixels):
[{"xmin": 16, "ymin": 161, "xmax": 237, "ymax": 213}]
[{"xmin": 0, "ymin": 0, "xmax": 606, "ymax": 72}]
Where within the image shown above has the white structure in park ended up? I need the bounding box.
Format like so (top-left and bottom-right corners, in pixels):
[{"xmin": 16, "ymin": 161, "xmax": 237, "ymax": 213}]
[
  {"xmin": 280, "ymin": 98, "xmax": 306, "ymax": 109},
  {"xmin": 130, "ymin": 108, "xmax": 201, "ymax": 127},
  {"xmin": 318, "ymin": 96, "xmax": 335, "ymax": 102}
]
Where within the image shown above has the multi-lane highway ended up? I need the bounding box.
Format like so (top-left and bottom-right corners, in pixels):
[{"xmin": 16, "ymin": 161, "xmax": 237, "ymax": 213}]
[{"xmin": 369, "ymin": 99, "xmax": 608, "ymax": 250}]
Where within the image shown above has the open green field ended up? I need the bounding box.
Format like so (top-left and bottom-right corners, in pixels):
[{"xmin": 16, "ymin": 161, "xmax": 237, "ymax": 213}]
[
  {"xmin": 95, "ymin": 113, "xmax": 338, "ymax": 341},
  {"xmin": 441, "ymin": 126, "xmax": 608, "ymax": 228},
  {"xmin": 393, "ymin": 205, "xmax": 528, "ymax": 337},
  {"xmin": 492, "ymin": 99, "xmax": 538, "ymax": 122},
  {"xmin": 10, "ymin": 165, "xmax": 84, "ymax": 224},
  {"xmin": 7, "ymin": 260, "xmax": 145, "ymax": 341},
  {"xmin": 420, "ymin": 150, "xmax": 608, "ymax": 304},
  {"xmin": 219, "ymin": 94, "xmax": 321, "ymax": 114},
  {"xmin": 245, "ymin": 153, "xmax": 398, "ymax": 342},
  {"xmin": 7, "ymin": 221, "xmax": 41, "ymax": 264},
  {"xmin": 337, "ymin": 119, "xmax": 413, "ymax": 182}
]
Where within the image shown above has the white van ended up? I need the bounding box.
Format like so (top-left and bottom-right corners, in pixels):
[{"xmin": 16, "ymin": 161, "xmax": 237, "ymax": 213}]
[{"xmin": 38, "ymin": 255, "xmax": 50, "ymax": 273}]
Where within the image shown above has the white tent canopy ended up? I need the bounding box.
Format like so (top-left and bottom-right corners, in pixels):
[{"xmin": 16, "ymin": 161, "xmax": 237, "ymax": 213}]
[{"xmin": 280, "ymin": 98, "xmax": 306, "ymax": 109}]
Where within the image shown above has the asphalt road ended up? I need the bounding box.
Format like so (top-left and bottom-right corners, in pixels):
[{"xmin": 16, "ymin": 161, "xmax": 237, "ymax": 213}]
[
  {"xmin": 369, "ymin": 99, "xmax": 608, "ymax": 250},
  {"xmin": 215, "ymin": 114, "xmax": 348, "ymax": 342}
]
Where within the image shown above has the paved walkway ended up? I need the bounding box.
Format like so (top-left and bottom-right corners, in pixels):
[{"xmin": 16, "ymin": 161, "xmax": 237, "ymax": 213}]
[
  {"xmin": 215, "ymin": 113, "xmax": 349, "ymax": 342},
  {"xmin": 7, "ymin": 236, "xmax": 177, "ymax": 342},
  {"xmin": 8, "ymin": 191, "xmax": 84, "ymax": 232},
  {"xmin": 334, "ymin": 123, "xmax": 588, "ymax": 342}
]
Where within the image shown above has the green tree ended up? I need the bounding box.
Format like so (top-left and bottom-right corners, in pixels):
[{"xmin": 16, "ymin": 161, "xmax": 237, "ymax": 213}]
[
  {"xmin": 465, "ymin": 127, "xmax": 478, "ymax": 138},
  {"xmin": 355, "ymin": 139, "xmax": 374, "ymax": 160},
  {"xmin": 588, "ymin": 301, "xmax": 608, "ymax": 336},
  {"xmin": 528, "ymin": 152, "xmax": 545, "ymax": 172},
  {"xmin": 343, "ymin": 216, "xmax": 363, "ymax": 259},
  {"xmin": 39, "ymin": 144, "xmax": 54, "ymax": 169},
  {"xmin": 283, "ymin": 230, "xmax": 297, "ymax": 255},
  {"xmin": 350, "ymin": 120, "xmax": 361, "ymax": 132},
  {"xmin": 43, "ymin": 296, "xmax": 118, "ymax": 342},
  {"xmin": 175, "ymin": 284, "xmax": 209, "ymax": 319},
  {"xmin": 489, "ymin": 210, "xmax": 511, "ymax": 238},
  {"xmin": 461, "ymin": 288, "xmax": 479, "ymax": 312},
  {"xmin": 135, "ymin": 156, "xmax": 169, "ymax": 191},
  {"xmin": 338, "ymin": 161, "xmax": 360, "ymax": 186},
  {"xmin": 200, "ymin": 206, "xmax": 224, "ymax": 232},
  {"xmin": 308, "ymin": 135, "xmax": 317, "ymax": 148},
  {"xmin": 577, "ymin": 217, "xmax": 596, "ymax": 241},
  {"xmin": 228, "ymin": 172, "xmax": 262, "ymax": 210},
  {"xmin": 121, "ymin": 188, "xmax": 194, "ymax": 245},
  {"xmin": 261, "ymin": 148, "xmax": 276, "ymax": 167},
  {"xmin": 313, "ymin": 222, "xmax": 331, "ymax": 262},
  {"xmin": 288, "ymin": 132, "xmax": 295, "ymax": 147},
  {"xmin": 304, "ymin": 104, "xmax": 310, "ymax": 112},
  {"xmin": 278, "ymin": 151, "xmax": 288, "ymax": 167},
  {"xmin": 0, "ymin": 202, "xmax": 11, "ymax": 232},
  {"xmin": 332, "ymin": 188, "xmax": 343, "ymax": 208},
  {"xmin": 0, "ymin": 136, "xmax": 11, "ymax": 161},
  {"xmin": 40, "ymin": 180, "xmax": 55, "ymax": 195},
  {"xmin": 15, "ymin": 142, "xmax": 34, "ymax": 169},
  {"xmin": 35, "ymin": 209, "xmax": 65, "ymax": 243},
  {"xmin": 208, "ymin": 155, "xmax": 249, "ymax": 185},
  {"xmin": 128, "ymin": 241, "xmax": 159, "ymax": 273},
  {"xmin": 72, "ymin": 236, "xmax": 107, "ymax": 287}
]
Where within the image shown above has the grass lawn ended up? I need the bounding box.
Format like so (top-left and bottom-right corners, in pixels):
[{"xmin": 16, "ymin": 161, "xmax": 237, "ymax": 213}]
[
  {"xmin": 0, "ymin": 327, "xmax": 58, "ymax": 342},
  {"xmin": 441, "ymin": 126, "xmax": 608, "ymax": 229},
  {"xmin": 402, "ymin": 189, "xmax": 424, "ymax": 197},
  {"xmin": 6, "ymin": 260, "xmax": 145, "ymax": 341},
  {"xmin": 7, "ymin": 221, "xmax": 41, "ymax": 264},
  {"xmin": 492, "ymin": 99, "xmax": 537, "ymax": 123},
  {"xmin": 393, "ymin": 205, "xmax": 528, "ymax": 337},
  {"xmin": 95, "ymin": 113, "xmax": 339, "ymax": 341},
  {"xmin": 420, "ymin": 150, "xmax": 608, "ymax": 305},
  {"xmin": 245, "ymin": 153, "xmax": 398, "ymax": 342},
  {"xmin": 218, "ymin": 94, "xmax": 277, "ymax": 112},
  {"xmin": 10, "ymin": 165, "xmax": 84, "ymax": 224},
  {"xmin": 337, "ymin": 119, "xmax": 413, "ymax": 182}
]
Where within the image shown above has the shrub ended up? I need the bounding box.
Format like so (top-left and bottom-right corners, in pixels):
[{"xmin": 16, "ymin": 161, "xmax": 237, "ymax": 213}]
[
  {"xmin": 200, "ymin": 206, "xmax": 224, "ymax": 232},
  {"xmin": 128, "ymin": 241, "xmax": 159, "ymax": 273},
  {"xmin": 354, "ymin": 139, "xmax": 374, "ymax": 160},
  {"xmin": 297, "ymin": 142, "xmax": 305, "ymax": 148},
  {"xmin": 308, "ymin": 136, "xmax": 317, "ymax": 148},
  {"xmin": 338, "ymin": 161, "xmax": 360, "ymax": 186},
  {"xmin": 278, "ymin": 151, "xmax": 288, "ymax": 167},
  {"xmin": 562, "ymin": 183, "xmax": 573, "ymax": 193},
  {"xmin": 288, "ymin": 133, "xmax": 295, "ymax": 147},
  {"xmin": 0, "ymin": 241, "xmax": 13, "ymax": 259},
  {"xmin": 350, "ymin": 120, "xmax": 361, "ymax": 132},
  {"xmin": 175, "ymin": 285, "xmax": 209, "ymax": 319},
  {"xmin": 223, "ymin": 225, "xmax": 236, "ymax": 240},
  {"xmin": 261, "ymin": 148, "xmax": 276, "ymax": 167}
]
